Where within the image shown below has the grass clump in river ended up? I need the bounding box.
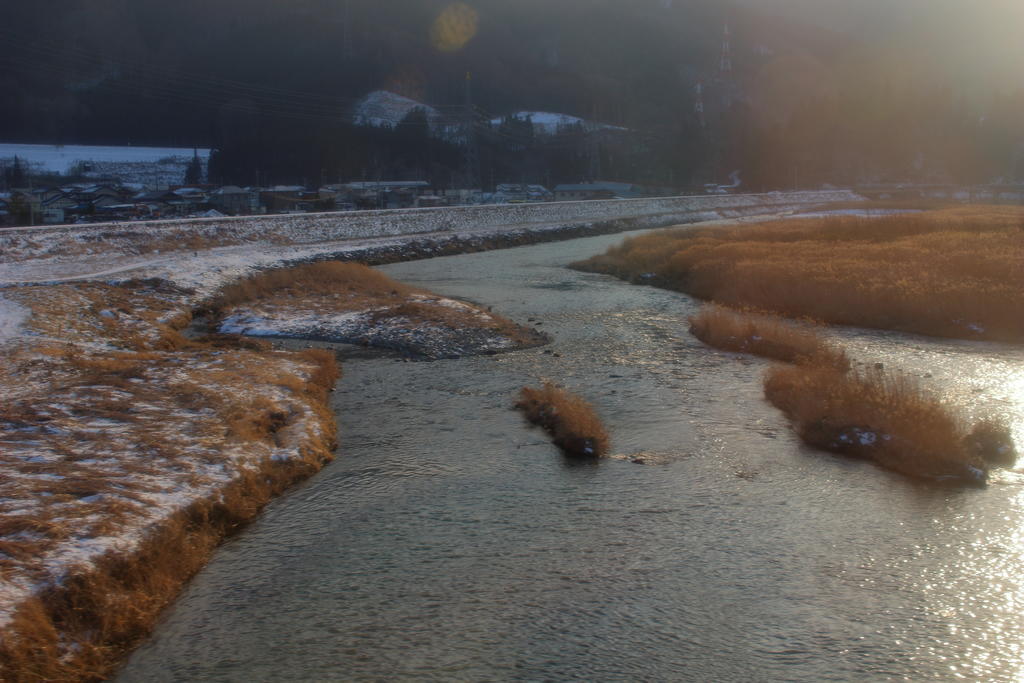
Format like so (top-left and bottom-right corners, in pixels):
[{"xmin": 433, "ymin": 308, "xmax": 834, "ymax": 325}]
[
  {"xmin": 762, "ymin": 359, "xmax": 1015, "ymax": 484},
  {"xmin": 516, "ymin": 382, "xmax": 609, "ymax": 458},
  {"xmin": 685, "ymin": 305, "xmax": 1016, "ymax": 483},
  {"xmin": 688, "ymin": 304, "xmax": 847, "ymax": 368},
  {"xmin": 572, "ymin": 205, "xmax": 1024, "ymax": 342}
]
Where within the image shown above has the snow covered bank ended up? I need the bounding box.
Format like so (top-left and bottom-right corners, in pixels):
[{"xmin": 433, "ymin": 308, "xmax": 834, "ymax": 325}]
[
  {"xmin": 0, "ymin": 279, "xmax": 339, "ymax": 680},
  {"xmin": 210, "ymin": 262, "xmax": 547, "ymax": 360},
  {"xmin": 0, "ymin": 190, "xmax": 861, "ymax": 278}
]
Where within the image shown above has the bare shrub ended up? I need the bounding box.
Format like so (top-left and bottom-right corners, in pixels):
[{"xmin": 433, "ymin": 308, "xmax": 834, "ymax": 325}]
[{"xmin": 516, "ymin": 382, "xmax": 610, "ymax": 458}]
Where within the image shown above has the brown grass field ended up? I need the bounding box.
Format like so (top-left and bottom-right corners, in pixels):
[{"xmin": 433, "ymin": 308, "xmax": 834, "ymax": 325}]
[
  {"xmin": 574, "ymin": 205, "xmax": 1024, "ymax": 342},
  {"xmin": 516, "ymin": 382, "xmax": 610, "ymax": 458}
]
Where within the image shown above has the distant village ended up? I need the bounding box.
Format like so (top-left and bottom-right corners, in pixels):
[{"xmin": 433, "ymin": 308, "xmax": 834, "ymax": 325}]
[{"xmin": 0, "ymin": 148, "xmax": 680, "ymax": 227}]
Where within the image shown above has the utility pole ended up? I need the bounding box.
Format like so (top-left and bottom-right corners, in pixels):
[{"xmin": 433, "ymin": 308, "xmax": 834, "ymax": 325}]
[
  {"xmin": 719, "ymin": 23, "xmax": 732, "ymax": 75},
  {"xmin": 694, "ymin": 78, "xmax": 706, "ymax": 129},
  {"xmin": 341, "ymin": 0, "xmax": 354, "ymax": 62},
  {"xmin": 462, "ymin": 72, "xmax": 481, "ymax": 190},
  {"xmin": 587, "ymin": 104, "xmax": 602, "ymax": 181}
]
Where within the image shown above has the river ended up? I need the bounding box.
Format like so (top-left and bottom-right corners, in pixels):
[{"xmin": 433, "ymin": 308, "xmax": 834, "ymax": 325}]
[{"xmin": 117, "ymin": 229, "xmax": 1024, "ymax": 681}]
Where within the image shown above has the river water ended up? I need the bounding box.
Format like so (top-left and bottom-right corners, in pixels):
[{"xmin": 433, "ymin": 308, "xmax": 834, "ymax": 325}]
[{"xmin": 118, "ymin": 229, "xmax": 1024, "ymax": 681}]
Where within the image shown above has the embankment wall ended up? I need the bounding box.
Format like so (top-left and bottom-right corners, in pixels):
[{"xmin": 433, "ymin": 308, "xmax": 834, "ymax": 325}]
[{"xmin": 0, "ymin": 190, "xmax": 861, "ymax": 248}]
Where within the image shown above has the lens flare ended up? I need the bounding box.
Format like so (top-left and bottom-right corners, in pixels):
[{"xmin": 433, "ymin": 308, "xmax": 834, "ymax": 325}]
[{"xmin": 431, "ymin": 3, "xmax": 479, "ymax": 53}]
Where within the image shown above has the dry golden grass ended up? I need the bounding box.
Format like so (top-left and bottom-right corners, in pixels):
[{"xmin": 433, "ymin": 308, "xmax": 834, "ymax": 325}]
[
  {"xmin": 763, "ymin": 359, "xmax": 998, "ymax": 482},
  {"xmin": 0, "ymin": 454, "xmax": 327, "ymax": 681},
  {"xmin": 516, "ymin": 382, "xmax": 610, "ymax": 458},
  {"xmin": 211, "ymin": 261, "xmax": 409, "ymax": 311},
  {"xmin": 574, "ymin": 206, "xmax": 1024, "ymax": 342},
  {"xmin": 688, "ymin": 305, "xmax": 848, "ymax": 368},
  {"xmin": 0, "ymin": 345, "xmax": 340, "ymax": 681},
  {"xmin": 0, "ymin": 277, "xmax": 342, "ymax": 681},
  {"xmin": 6, "ymin": 281, "xmax": 192, "ymax": 351}
]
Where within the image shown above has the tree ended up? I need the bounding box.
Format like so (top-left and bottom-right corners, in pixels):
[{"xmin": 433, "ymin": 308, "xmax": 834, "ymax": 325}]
[
  {"xmin": 183, "ymin": 149, "xmax": 203, "ymax": 185},
  {"xmin": 4, "ymin": 156, "xmax": 27, "ymax": 189}
]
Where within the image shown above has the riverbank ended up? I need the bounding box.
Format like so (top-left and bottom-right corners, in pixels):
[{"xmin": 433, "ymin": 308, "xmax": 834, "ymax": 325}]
[{"xmin": 0, "ymin": 275, "xmax": 346, "ymax": 680}]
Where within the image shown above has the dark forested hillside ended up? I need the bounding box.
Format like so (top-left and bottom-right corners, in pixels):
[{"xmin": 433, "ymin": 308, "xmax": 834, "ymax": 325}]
[{"xmin": 2, "ymin": 0, "xmax": 1022, "ymax": 189}]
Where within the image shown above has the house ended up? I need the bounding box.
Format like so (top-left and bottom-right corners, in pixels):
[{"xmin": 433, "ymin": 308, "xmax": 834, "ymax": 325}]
[
  {"xmin": 525, "ymin": 184, "xmax": 553, "ymax": 202},
  {"xmin": 41, "ymin": 190, "xmax": 77, "ymax": 211},
  {"xmin": 345, "ymin": 181, "xmax": 431, "ymax": 209},
  {"xmin": 318, "ymin": 185, "xmax": 356, "ymax": 211},
  {"xmin": 260, "ymin": 187, "xmax": 322, "ymax": 213},
  {"xmin": 80, "ymin": 184, "xmax": 126, "ymax": 204},
  {"xmin": 167, "ymin": 187, "xmax": 210, "ymax": 215},
  {"xmin": 132, "ymin": 190, "xmax": 179, "ymax": 217},
  {"xmin": 41, "ymin": 206, "xmax": 67, "ymax": 224},
  {"xmin": 210, "ymin": 186, "xmax": 259, "ymax": 215},
  {"xmin": 554, "ymin": 181, "xmax": 642, "ymax": 201},
  {"xmin": 414, "ymin": 194, "xmax": 446, "ymax": 208},
  {"xmin": 442, "ymin": 189, "xmax": 481, "ymax": 205},
  {"xmin": 554, "ymin": 183, "xmax": 618, "ymax": 201},
  {"xmin": 494, "ymin": 183, "xmax": 527, "ymax": 202}
]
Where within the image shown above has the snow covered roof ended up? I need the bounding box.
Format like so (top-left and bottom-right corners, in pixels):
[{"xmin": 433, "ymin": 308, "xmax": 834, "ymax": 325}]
[
  {"xmin": 173, "ymin": 187, "xmax": 206, "ymax": 196},
  {"xmin": 490, "ymin": 111, "xmax": 627, "ymax": 135},
  {"xmin": 212, "ymin": 185, "xmax": 250, "ymax": 195},
  {"xmin": 346, "ymin": 181, "xmax": 430, "ymax": 190},
  {"xmin": 555, "ymin": 182, "xmax": 635, "ymax": 193}
]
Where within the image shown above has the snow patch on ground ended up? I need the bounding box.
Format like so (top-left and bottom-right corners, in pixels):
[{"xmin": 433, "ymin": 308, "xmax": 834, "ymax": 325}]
[
  {"xmin": 353, "ymin": 91, "xmax": 443, "ymax": 129},
  {"xmin": 220, "ymin": 309, "xmax": 370, "ymax": 338},
  {"xmin": 0, "ymin": 294, "xmax": 29, "ymax": 344},
  {"xmin": 0, "ymin": 143, "xmax": 210, "ymax": 185},
  {"xmin": 792, "ymin": 209, "xmax": 921, "ymax": 219}
]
